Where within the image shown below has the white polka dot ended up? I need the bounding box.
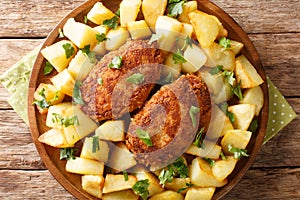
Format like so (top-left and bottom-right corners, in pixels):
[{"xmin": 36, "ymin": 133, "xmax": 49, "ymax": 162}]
[
  {"xmin": 273, "ymin": 111, "xmax": 276, "ymax": 115},
  {"xmin": 274, "ymin": 103, "xmax": 277, "ymax": 106},
  {"xmin": 13, "ymin": 81, "xmax": 17, "ymax": 85},
  {"xmin": 289, "ymin": 114, "xmax": 293, "ymax": 118},
  {"xmin": 282, "ymin": 96, "xmax": 285, "ymax": 99},
  {"xmin": 20, "ymin": 92, "xmax": 24, "ymax": 96},
  {"xmin": 272, "ymin": 128, "xmax": 275, "ymax": 132},
  {"xmin": 281, "ymin": 113, "xmax": 285, "ymax": 116},
  {"xmin": 272, "ymin": 120, "xmax": 276, "ymax": 123},
  {"xmin": 268, "ymin": 84, "xmax": 270, "ymax": 88},
  {"xmin": 280, "ymin": 121, "xmax": 284, "ymax": 125},
  {"xmin": 282, "ymin": 104, "xmax": 285, "ymax": 108}
]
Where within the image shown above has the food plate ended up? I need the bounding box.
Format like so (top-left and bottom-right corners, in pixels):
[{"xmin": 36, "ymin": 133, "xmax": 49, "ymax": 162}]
[{"xmin": 28, "ymin": 0, "xmax": 269, "ymax": 199}]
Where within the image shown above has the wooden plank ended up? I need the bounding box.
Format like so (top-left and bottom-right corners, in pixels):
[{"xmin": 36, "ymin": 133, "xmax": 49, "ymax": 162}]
[
  {"xmin": 0, "ymin": 98, "xmax": 299, "ymax": 170},
  {"xmin": 0, "ymin": 168, "xmax": 298, "ymax": 199},
  {"xmin": 0, "ymin": 0, "xmax": 299, "ymax": 37},
  {"xmin": 0, "ymin": 170, "xmax": 75, "ymax": 199}
]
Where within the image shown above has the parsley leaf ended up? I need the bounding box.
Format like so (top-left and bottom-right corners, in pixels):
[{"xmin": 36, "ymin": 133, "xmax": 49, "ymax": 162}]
[
  {"xmin": 219, "ymin": 102, "xmax": 235, "ymax": 124},
  {"xmin": 97, "ymin": 77, "xmax": 103, "ymax": 85},
  {"xmin": 136, "ymin": 128, "xmax": 153, "ymax": 147},
  {"xmin": 44, "ymin": 61, "xmax": 54, "ymax": 75},
  {"xmin": 58, "ymin": 28, "xmax": 65, "ymax": 38},
  {"xmin": 248, "ymin": 119, "xmax": 258, "ymax": 133},
  {"xmin": 189, "ymin": 106, "xmax": 200, "ymax": 128},
  {"xmin": 158, "ymin": 168, "xmax": 174, "ymax": 187},
  {"xmin": 193, "ymin": 128, "xmax": 205, "ymax": 148},
  {"xmin": 123, "ymin": 170, "xmax": 128, "ymax": 181},
  {"xmin": 115, "ymin": 8, "xmax": 120, "ymax": 17},
  {"xmin": 126, "ymin": 73, "xmax": 145, "ymax": 85},
  {"xmin": 177, "ymin": 35, "xmax": 192, "ymax": 51},
  {"xmin": 172, "ymin": 157, "xmax": 189, "ymax": 178},
  {"xmin": 109, "ymin": 56, "xmax": 122, "ymax": 69},
  {"xmin": 148, "ymin": 33, "xmax": 162, "ymax": 45},
  {"xmin": 73, "ymin": 81, "xmax": 84, "ymax": 105},
  {"xmin": 167, "ymin": 0, "xmax": 186, "ymax": 18},
  {"xmin": 219, "ymin": 37, "xmax": 231, "ymax": 50},
  {"xmin": 132, "ymin": 179, "xmax": 150, "ymax": 200},
  {"xmin": 220, "ymin": 151, "xmax": 227, "ymax": 160},
  {"xmin": 177, "ymin": 182, "xmax": 194, "ymax": 193},
  {"xmin": 203, "ymin": 158, "xmax": 215, "ymax": 167},
  {"xmin": 96, "ymin": 33, "xmax": 109, "ymax": 44},
  {"xmin": 80, "ymin": 45, "xmax": 96, "ymax": 63},
  {"xmin": 222, "ymin": 70, "xmax": 235, "ymax": 86},
  {"xmin": 232, "ymin": 81, "xmax": 243, "ymax": 100},
  {"xmin": 103, "ymin": 16, "xmax": 119, "ymax": 29},
  {"xmin": 228, "ymin": 144, "xmax": 249, "ymax": 159},
  {"xmin": 60, "ymin": 147, "xmax": 76, "ymax": 160},
  {"xmin": 172, "ymin": 50, "xmax": 187, "ymax": 64},
  {"xmin": 32, "ymin": 88, "xmax": 50, "ymax": 109},
  {"xmin": 209, "ymin": 65, "xmax": 223, "ymax": 75},
  {"xmin": 62, "ymin": 43, "xmax": 75, "ymax": 59},
  {"xmin": 92, "ymin": 136, "xmax": 100, "ymax": 153},
  {"xmin": 84, "ymin": 15, "xmax": 88, "ymax": 24},
  {"xmin": 52, "ymin": 113, "xmax": 79, "ymax": 127}
]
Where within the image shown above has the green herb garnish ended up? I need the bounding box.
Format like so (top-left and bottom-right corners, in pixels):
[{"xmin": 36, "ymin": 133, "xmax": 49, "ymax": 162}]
[
  {"xmin": 32, "ymin": 88, "xmax": 50, "ymax": 109},
  {"xmin": 115, "ymin": 8, "xmax": 120, "ymax": 17},
  {"xmin": 58, "ymin": 28, "xmax": 65, "ymax": 38},
  {"xmin": 62, "ymin": 43, "xmax": 75, "ymax": 59},
  {"xmin": 126, "ymin": 73, "xmax": 145, "ymax": 85},
  {"xmin": 189, "ymin": 106, "xmax": 200, "ymax": 128},
  {"xmin": 123, "ymin": 170, "xmax": 128, "ymax": 181},
  {"xmin": 248, "ymin": 119, "xmax": 258, "ymax": 133},
  {"xmin": 60, "ymin": 147, "xmax": 76, "ymax": 160},
  {"xmin": 44, "ymin": 61, "xmax": 54, "ymax": 75},
  {"xmin": 172, "ymin": 50, "xmax": 187, "ymax": 64},
  {"xmin": 193, "ymin": 128, "xmax": 205, "ymax": 148},
  {"xmin": 97, "ymin": 78, "xmax": 103, "ymax": 85},
  {"xmin": 167, "ymin": 0, "xmax": 187, "ymax": 18},
  {"xmin": 220, "ymin": 151, "xmax": 227, "ymax": 160},
  {"xmin": 84, "ymin": 15, "xmax": 88, "ymax": 24},
  {"xmin": 52, "ymin": 113, "xmax": 79, "ymax": 127},
  {"xmin": 228, "ymin": 144, "xmax": 249, "ymax": 159},
  {"xmin": 73, "ymin": 81, "xmax": 84, "ymax": 105},
  {"xmin": 103, "ymin": 16, "xmax": 119, "ymax": 29},
  {"xmin": 232, "ymin": 81, "xmax": 243, "ymax": 100},
  {"xmin": 132, "ymin": 179, "xmax": 150, "ymax": 200},
  {"xmin": 96, "ymin": 33, "xmax": 109, "ymax": 44},
  {"xmin": 109, "ymin": 56, "xmax": 122, "ymax": 69},
  {"xmin": 92, "ymin": 136, "xmax": 100, "ymax": 153},
  {"xmin": 209, "ymin": 65, "xmax": 223, "ymax": 75},
  {"xmin": 158, "ymin": 168, "xmax": 174, "ymax": 187},
  {"xmin": 177, "ymin": 35, "xmax": 192, "ymax": 51},
  {"xmin": 148, "ymin": 33, "xmax": 162, "ymax": 45},
  {"xmin": 204, "ymin": 158, "xmax": 215, "ymax": 167},
  {"xmin": 172, "ymin": 157, "xmax": 188, "ymax": 178},
  {"xmin": 136, "ymin": 128, "xmax": 153, "ymax": 147},
  {"xmin": 222, "ymin": 70, "xmax": 235, "ymax": 86},
  {"xmin": 177, "ymin": 182, "xmax": 194, "ymax": 193},
  {"xmin": 219, "ymin": 102, "xmax": 235, "ymax": 124},
  {"xmin": 80, "ymin": 45, "xmax": 96, "ymax": 63},
  {"xmin": 163, "ymin": 72, "xmax": 174, "ymax": 84},
  {"xmin": 219, "ymin": 37, "xmax": 231, "ymax": 50}
]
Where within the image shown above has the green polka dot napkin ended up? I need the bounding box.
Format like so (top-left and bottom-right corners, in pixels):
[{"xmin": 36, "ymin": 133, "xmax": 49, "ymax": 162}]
[{"xmin": 0, "ymin": 47, "xmax": 297, "ymax": 143}]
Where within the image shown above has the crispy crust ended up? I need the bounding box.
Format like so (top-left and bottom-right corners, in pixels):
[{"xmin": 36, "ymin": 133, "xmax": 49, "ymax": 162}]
[
  {"xmin": 126, "ymin": 74, "xmax": 212, "ymax": 169},
  {"xmin": 80, "ymin": 40, "xmax": 164, "ymax": 121}
]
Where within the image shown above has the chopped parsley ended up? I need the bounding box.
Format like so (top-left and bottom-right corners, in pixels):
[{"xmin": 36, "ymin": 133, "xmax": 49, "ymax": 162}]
[
  {"xmin": 222, "ymin": 70, "xmax": 235, "ymax": 86},
  {"xmin": 80, "ymin": 45, "xmax": 96, "ymax": 63},
  {"xmin": 60, "ymin": 147, "xmax": 76, "ymax": 160},
  {"xmin": 172, "ymin": 50, "xmax": 187, "ymax": 64},
  {"xmin": 163, "ymin": 72, "xmax": 174, "ymax": 84},
  {"xmin": 177, "ymin": 182, "xmax": 194, "ymax": 193},
  {"xmin": 132, "ymin": 179, "xmax": 150, "ymax": 200},
  {"xmin": 92, "ymin": 136, "xmax": 100, "ymax": 153},
  {"xmin": 115, "ymin": 8, "xmax": 120, "ymax": 17},
  {"xmin": 148, "ymin": 33, "xmax": 162, "ymax": 45},
  {"xmin": 32, "ymin": 88, "xmax": 58, "ymax": 109},
  {"xmin": 232, "ymin": 81, "xmax": 243, "ymax": 100},
  {"xmin": 73, "ymin": 81, "xmax": 84, "ymax": 105},
  {"xmin": 97, "ymin": 77, "xmax": 103, "ymax": 85},
  {"xmin": 58, "ymin": 28, "xmax": 65, "ymax": 38},
  {"xmin": 193, "ymin": 128, "xmax": 205, "ymax": 148},
  {"xmin": 227, "ymin": 144, "xmax": 249, "ymax": 160},
  {"xmin": 84, "ymin": 15, "xmax": 88, "ymax": 24},
  {"xmin": 108, "ymin": 56, "xmax": 122, "ymax": 69},
  {"xmin": 219, "ymin": 102, "xmax": 234, "ymax": 124},
  {"xmin": 103, "ymin": 16, "xmax": 119, "ymax": 29},
  {"xmin": 189, "ymin": 106, "xmax": 200, "ymax": 128},
  {"xmin": 219, "ymin": 37, "xmax": 231, "ymax": 50},
  {"xmin": 96, "ymin": 33, "xmax": 109, "ymax": 44},
  {"xmin": 44, "ymin": 61, "xmax": 54, "ymax": 75},
  {"xmin": 158, "ymin": 157, "xmax": 188, "ymax": 187},
  {"xmin": 52, "ymin": 113, "xmax": 79, "ymax": 127},
  {"xmin": 220, "ymin": 151, "xmax": 227, "ymax": 160},
  {"xmin": 167, "ymin": 0, "xmax": 187, "ymax": 18},
  {"xmin": 123, "ymin": 170, "xmax": 128, "ymax": 181},
  {"xmin": 136, "ymin": 128, "xmax": 153, "ymax": 147},
  {"xmin": 209, "ymin": 65, "xmax": 223, "ymax": 75},
  {"xmin": 62, "ymin": 43, "xmax": 75, "ymax": 59},
  {"xmin": 177, "ymin": 35, "xmax": 192, "ymax": 51},
  {"xmin": 248, "ymin": 119, "xmax": 258, "ymax": 133},
  {"xmin": 126, "ymin": 73, "xmax": 145, "ymax": 85},
  {"xmin": 203, "ymin": 158, "xmax": 215, "ymax": 167}
]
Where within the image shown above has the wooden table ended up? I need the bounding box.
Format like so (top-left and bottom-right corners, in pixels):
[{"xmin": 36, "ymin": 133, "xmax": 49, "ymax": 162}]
[{"xmin": 0, "ymin": 0, "xmax": 299, "ymax": 199}]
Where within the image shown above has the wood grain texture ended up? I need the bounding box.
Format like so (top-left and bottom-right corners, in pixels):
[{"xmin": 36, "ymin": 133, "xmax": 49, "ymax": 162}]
[{"xmin": 0, "ymin": 0, "xmax": 299, "ymax": 37}]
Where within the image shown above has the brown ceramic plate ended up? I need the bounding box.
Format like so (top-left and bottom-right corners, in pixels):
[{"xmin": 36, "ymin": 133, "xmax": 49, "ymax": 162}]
[{"xmin": 28, "ymin": 0, "xmax": 269, "ymax": 199}]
